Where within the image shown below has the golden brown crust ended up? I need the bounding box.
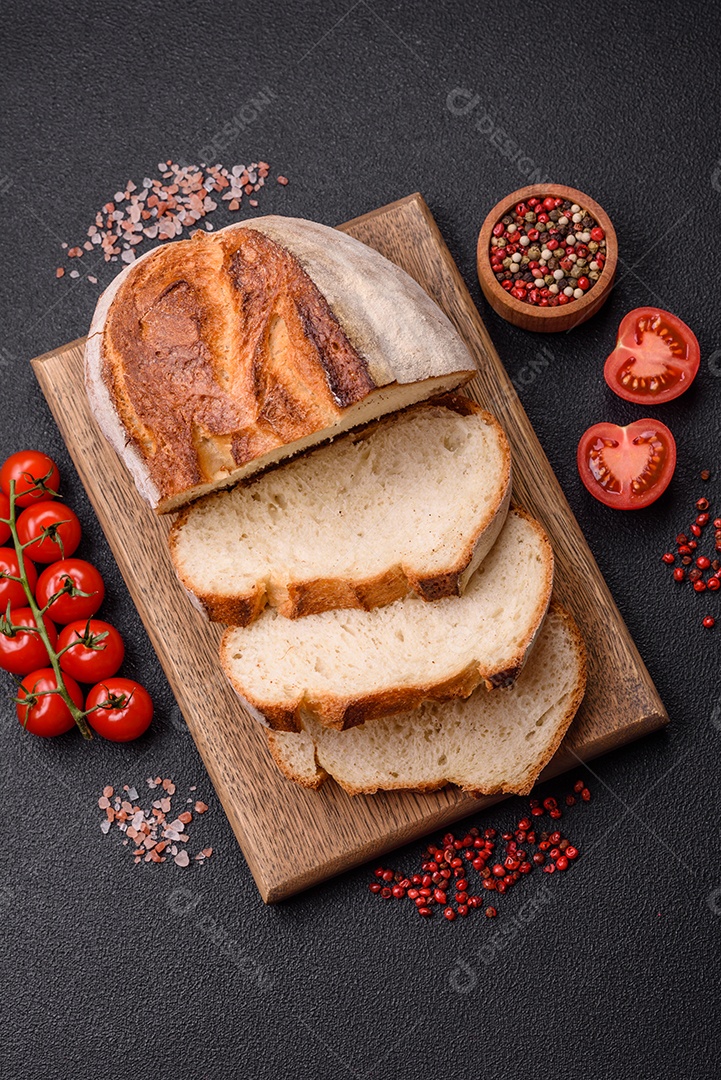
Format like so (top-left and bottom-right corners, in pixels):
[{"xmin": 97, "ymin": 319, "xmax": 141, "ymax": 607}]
[
  {"xmin": 100, "ymin": 227, "xmax": 375, "ymax": 508},
  {"xmin": 266, "ymin": 733, "xmax": 328, "ymax": 790},
  {"xmin": 87, "ymin": 217, "xmax": 477, "ymax": 514},
  {"xmin": 219, "ymin": 510, "xmax": 553, "ymax": 732},
  {"xmin": 169, "ymin": 395, "xmax": 511, "ymax": 626}
]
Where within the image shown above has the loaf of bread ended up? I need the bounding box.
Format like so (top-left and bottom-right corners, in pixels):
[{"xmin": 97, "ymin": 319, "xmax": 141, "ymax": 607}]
[
  {"xmin": 85, "ymin": 216, "xmax": 477, "ymax": 513},
  {"xmin": 220, "ymin": 509, "xmax": 554, "ymax": 731},
  {"xmin": 267, "ymin": 604, "xmax": 586, "ymax": 796},
  {"xmin": 170, "ymin": 395, "xmax": 511, "ymax": 624}
]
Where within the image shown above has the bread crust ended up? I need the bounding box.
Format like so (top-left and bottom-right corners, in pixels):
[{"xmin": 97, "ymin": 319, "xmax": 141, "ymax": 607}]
[
  {"xmin": 266, "ymin": 734, "xmax": 328, "ymax": 791},
  {"xmin": 219, "ymin": 510, "xmax": 554, "ymax": 732},
  {"xmin": 266, "ymin": 602, "xmax": 587, "ymax": 796},
  {"xmin": 169, "ymin": 395, "xmax": 511, "ymax": 625},
  {"xmin": 85, "ymin": 216, "xmax": 476, "ymax": 514}
]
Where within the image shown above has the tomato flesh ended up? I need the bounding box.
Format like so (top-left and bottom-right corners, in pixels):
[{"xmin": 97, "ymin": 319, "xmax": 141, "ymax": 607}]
[
  {"xmin": 577, "ymin": 419, "xmax": 677, "ymax": 509},
  {"xmin": 604, "ymin": 308, "xmax": 700, "ymax": 404}
]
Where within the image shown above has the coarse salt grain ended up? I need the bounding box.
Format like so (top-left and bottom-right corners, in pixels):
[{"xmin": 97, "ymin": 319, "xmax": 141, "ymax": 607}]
[
  {"xmin": 98, "ymin": 778, "xmax": 212, "ymax": 867},
  {"xmin": 56, "ymin": 159, "xmax": 283, "ymax": 284}
]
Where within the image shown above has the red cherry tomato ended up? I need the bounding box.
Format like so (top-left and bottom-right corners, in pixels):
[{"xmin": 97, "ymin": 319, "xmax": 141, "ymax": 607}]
[
  {"xmin": 0, "ymin": 491, "xmax": 10, "ymax": 545},
  {"xmin": 604, "ymin": 308, "xmax": 700, "ymax": 405},
  {"xmin": 35, "ymin": 559, "xmax": 105, "ymax": 623},
  {"xmin": 16, "ymin": 503, "xmax": 81, "ymax": 563},
  {"xmin": 16, "ymin": 667, "xmax": 84, "ymax": 737},
  {"xmin": 58, "ymin": 620, "xmax": 125, "ymax": 683},
  {"xmin": 0, "ymin": 547, "xmax": 37, "ymax": 610},
  {"xmin": 577, "ymin": 419, "xmax": 677, "ymax": 510},
  {"xmin": 0, "ymin": 450, "xmax": 60, "ymax": 507},
  {"xmin": 0, "ymin": 608, "xmax": 57, "ymax": 675},
  {"xmin": 86, "ymin": 678, "xmax": 153, "ymax": 742}
]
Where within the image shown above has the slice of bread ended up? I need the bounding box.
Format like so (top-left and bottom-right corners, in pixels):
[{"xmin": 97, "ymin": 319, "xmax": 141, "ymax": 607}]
[
  {"xmin": 169, "ymin": 395, "xmax": 511, "ymax": 625},
  {"xmin": 85, "ymin": 216, "xmax": 476, "ymax": 513},
  {"xmin": 267, "ymin": 604, "xmax": 586, "ymax": 797},
  {"xmin": 220, "ymin": 509, "xmax": 554, "ymax": 731}
]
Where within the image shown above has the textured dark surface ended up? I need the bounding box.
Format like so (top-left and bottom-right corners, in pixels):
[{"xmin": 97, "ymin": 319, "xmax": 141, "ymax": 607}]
[{"xmin": 1, "ymin": 3, "xmax": 720, "ymax": 1078}]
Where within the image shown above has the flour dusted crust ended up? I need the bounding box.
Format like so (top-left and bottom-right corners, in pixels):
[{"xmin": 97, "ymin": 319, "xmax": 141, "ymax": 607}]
[{"xmin": 85, "ymin": 216, "xmax": 476, "ymax": 513}]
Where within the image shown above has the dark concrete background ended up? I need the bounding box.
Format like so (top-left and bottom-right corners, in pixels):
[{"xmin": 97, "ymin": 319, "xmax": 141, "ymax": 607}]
[{"xmin": 2, "ymin": 3, "xmax": 720, "ymax": 1078}]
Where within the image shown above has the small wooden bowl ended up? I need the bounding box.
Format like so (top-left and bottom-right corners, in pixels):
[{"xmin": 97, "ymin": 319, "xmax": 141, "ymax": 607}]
[{"xmin": 477, "ymin": 183, "xmax": 618, "ymax": 333}]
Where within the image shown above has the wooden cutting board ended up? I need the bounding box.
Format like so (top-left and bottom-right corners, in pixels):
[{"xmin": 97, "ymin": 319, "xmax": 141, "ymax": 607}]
[{"xmin": 31, "ymin": 193, "xmax": 668, "ymax": 902}]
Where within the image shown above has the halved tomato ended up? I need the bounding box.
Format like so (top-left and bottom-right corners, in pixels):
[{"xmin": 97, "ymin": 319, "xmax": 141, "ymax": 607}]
[
  {"xmin": 604, "ymin": 308, "xmax": 700, "ymax": 404},
  {"xmin": 577, "ymin": 419, "xmax": 677, "ymax": 509}
]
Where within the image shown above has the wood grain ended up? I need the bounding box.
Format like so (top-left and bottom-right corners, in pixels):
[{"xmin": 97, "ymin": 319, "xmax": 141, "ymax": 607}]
[{"xmin": 31, "ymin": 193, "xmax": 667, "ymax": 903}]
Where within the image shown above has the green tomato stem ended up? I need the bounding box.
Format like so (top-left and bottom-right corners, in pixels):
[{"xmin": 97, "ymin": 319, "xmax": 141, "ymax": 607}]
[{"xmin": 7, "ymin": 481, "xmax": 92, "ymax": 740}]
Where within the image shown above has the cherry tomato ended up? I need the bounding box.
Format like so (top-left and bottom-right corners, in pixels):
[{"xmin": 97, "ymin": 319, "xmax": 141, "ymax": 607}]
[
  {"xmin": 86, "ymin": 677, "xmax": 153, "ymax": 742},
  {"xmin": 58, "ymin": 620, "xmax": 124, "ymax": 683},
  {"xmin": 0, "ymin": 450, "xmax": 60, "ymax": 507},
  {"xmin": 35, "ymin": 559, "xmax": 105, "ymax": 623},
  {"xmin": 604, "ymin": 308, "xmax": 700, "ymax": 405},
  {"xmin": 0, "ymin": 608, "xmax": 57, "ymax": 675},
  {"xmin": 577, "ymin": 419, "xmax": 677, "ymax": 510},
  {"xmin": 0, "ymin": 491, "xmax": 10, "ymax": 545},
  {"xmin": 0, "ymin": 547, "xmax": 37, "ymax": 610},
  {"xmin": 16, "ymin": 667, "xmax": 84, "ymax": 737},
  {"xmin": 16, "ymin": 503, "xmax": 81, "ymax": 563}
]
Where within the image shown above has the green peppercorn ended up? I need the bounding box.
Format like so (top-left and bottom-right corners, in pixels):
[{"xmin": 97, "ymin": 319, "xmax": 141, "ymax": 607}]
[
  {"xmin": 588, "ymin": 240, "xmax": 599, "ymax": 253},
  {"xmin": 524, "ymin": 211, "xmax": 537, "ymax": 223},
  {"xmin": 527, "ymin": 246, "xmax": 541, "ymax": 260}
]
